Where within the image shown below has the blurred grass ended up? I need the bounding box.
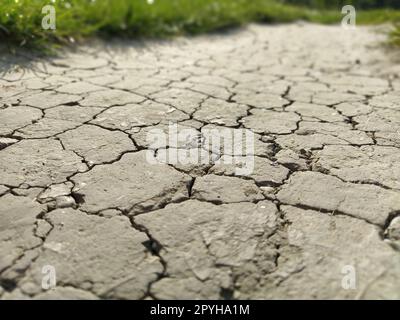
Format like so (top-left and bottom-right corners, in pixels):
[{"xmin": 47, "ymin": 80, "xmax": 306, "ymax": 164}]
[
  {"xmin": 392, "ymin": 25, "xmax": 400, "ymax": 46},
  {"xmin": 1, "ymin": 0, "xmax": 400, "ymax": 48}
]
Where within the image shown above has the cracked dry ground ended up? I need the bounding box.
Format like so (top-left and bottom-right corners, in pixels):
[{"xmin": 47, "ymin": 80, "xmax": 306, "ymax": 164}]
[{"xmin": 1, "ymin": 23, "xmax": 400, "ymax": 300}]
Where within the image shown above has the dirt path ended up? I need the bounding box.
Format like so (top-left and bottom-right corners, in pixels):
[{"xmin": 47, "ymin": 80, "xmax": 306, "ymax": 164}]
[{"xmin": 1, "ymin": 23, "xmax": 400, "ymax": 299}]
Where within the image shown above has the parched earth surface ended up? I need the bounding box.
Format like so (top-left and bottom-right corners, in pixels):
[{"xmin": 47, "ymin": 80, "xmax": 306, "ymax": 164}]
[{"xmin": 1, "ymin": 23, "xmax": 400, "ymax": 300}]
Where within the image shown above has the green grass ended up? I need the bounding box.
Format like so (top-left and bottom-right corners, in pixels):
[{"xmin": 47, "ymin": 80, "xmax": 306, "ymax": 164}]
[
  {"xmin": 392, "ymin": 25, "xmax": 400, "ymax": 45},
  {"xmin": 1, "ymin": 0, "xmax": 400, "ymax": 48}
]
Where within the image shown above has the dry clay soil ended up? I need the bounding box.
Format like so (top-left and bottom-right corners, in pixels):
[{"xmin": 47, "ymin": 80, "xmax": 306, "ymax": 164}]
[{"xmin": 1, "ymin": 23, "xmax": 400, "ymax": 299}]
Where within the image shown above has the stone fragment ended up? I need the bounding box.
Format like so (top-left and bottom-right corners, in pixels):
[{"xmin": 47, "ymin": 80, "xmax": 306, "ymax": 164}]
[
  {"xmin": 35, "ymin": 219, "xmax": 53, "ymax": 238},
  {"xmin": 201, "ymin": 124, "xmax": 274, "ymax": 158},
  {"xmin": 80, "ymin": 89, "xmax": 145, "ymax": 108},
  {"xmin": 99, "ymin": 209, "xmax": 122, "ymax": 218},
  {"xmin": 91, "ymin": 101, "xmax": 188, "ymax": 131},
  {"xmin": 20, "ymin": 91, "xmax": 82, "ymax": 109},
  {"xmin": 186, "ymin": 75, "xmax": 235, "ymax": 88},
  {"xmin": 0, "ymin": 139, "xmax": 86, "ymax": 187},
  {"xmin": 59, "ymin": 125, "xmax": 136, "ymax": 165},
  {"xmin": 0, "ymin": 194, "xmax": 43, "ymax": 273},
  {"xmin": 56, "ymin": 82, "xmax": 103, "ymax": 95},
  {"xmin": 87, "ymin": 74, "xmax": 122, "ymax": 86},
  {"xmin": 243, "ymin": 109, "xmax": 300, "ymax": 134},
  {"xmin": 234, "ymin": 79, "xmax": 288, "ymax": 96},
  {"xmin": 20, "ymin": 209, "xmax": 162, "ymax": 299},
  {"xmin": 155, "ymin": 148, "xmax": 215, "ymax": 176},
  {"xmin": 38, "ymin": 182, "xmax": 74, "ymax": 201},
  {"xmin": 55, "ymin": 196, "xmax": 76, "ymax": 209},
  {"xmin": 277, "ymin": 171, "xmax": 400, "ymax": 226},
  {"xmin": 12, "ymin": 187, "xmax": 43, "ymax": 199},
  {"xmin": 16, "ymin": 118, "xmax": 80, "ymax": 139},
  {"xmin": 45, "ymin": 105, "xmax": 103, "ymax": 123},
  {"xmin": 334, "ymin": 102, "xmax": 372, "ymax": 117},
  {"xmin": 0, "ymin": 138, "xmax": 19, "ymax": 150},
  {"xmin": 71, "ymin": 151, "xmax": 191, "ymax": 213},
  {"xmin": 112, "ymin": 76, "xmax": 169, "ymax": 93},
  {"xmin": 233, "ymin": 92, "xmax": 289, "ymax": 109},
  {"xmin": 276, "ymin": 122, "xmax": 372, "ymax": 151},
  {"xmin": 261, "ymin": 205, "xmax": 400, "ymax": 299},
  {"xmin": 210, "ymin": 155, "xmax": 289, "ymax": 186},
  {"xmin": 0, "ymin": 106, "xmax": 42, "ymax": 135},
  {"xmin": 286, "ymin": 102, "xmax": 344, "ymax": 122},
  {"xmin": 192, "ymin": 174, "xmax": 264, "ymax": 203},
  {"xmin": 178, "ymin": 82, "xmax": 231, "ymax": 100},
  {"xmin": 193, "ymin": 98, "xmax": 248, "ymax": 127},
  {"xmin": 287, "ymin": 82, "xmax": 330, "ymax": 103},
  {"xmin": 135, "ymin": 200, "xmax": 279, "ymax": 299},
  {"xmin": 276, "ymin": 149, "xmax": 309, "ymax": 170},
  {"xmin": 355, "ymin": 108, "xmax": 400, "ymax": 134},
  {"xmin": 129, "ymin": 123, "xmax": 202, "ymax": 150},
  {"xmin": 368, "ymin": 94, "xmax": 400, "ymax": 110},
  {"xmin": 314, "ymin": 145, "xmax": 400, "ymax": 190},
  {"xmin": 312, "ymin": 91, "xmax": 364, "ymax": 105},
  {"xmin": 151, "ymin": 88, "xmax": 207, "ymax": 114}
]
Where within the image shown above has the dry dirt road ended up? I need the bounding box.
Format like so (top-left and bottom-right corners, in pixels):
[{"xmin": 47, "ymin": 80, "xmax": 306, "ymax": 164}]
[{"xmin": 1, "ymin": 23, "xmax": 400, "ymax": 299}]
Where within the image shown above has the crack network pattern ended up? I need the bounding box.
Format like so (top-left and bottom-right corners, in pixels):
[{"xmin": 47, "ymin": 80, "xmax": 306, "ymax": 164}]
[{"xmin": 1, "ymin": 24, "xmax": 400, "ymax": 299}]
